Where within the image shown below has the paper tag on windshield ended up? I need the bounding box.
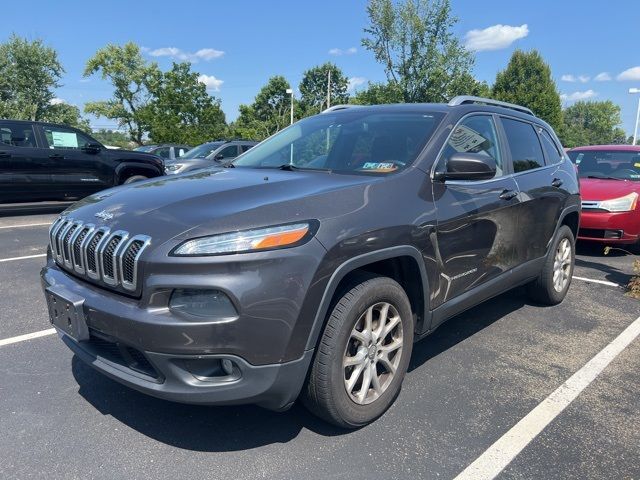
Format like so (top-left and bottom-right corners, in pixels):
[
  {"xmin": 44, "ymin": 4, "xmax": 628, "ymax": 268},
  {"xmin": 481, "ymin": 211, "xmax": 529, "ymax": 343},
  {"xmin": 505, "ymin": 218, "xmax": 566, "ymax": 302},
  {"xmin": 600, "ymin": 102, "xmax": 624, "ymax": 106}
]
[{"xmin": 449, "ymin": 125, "xmax": 487, "ymax": 153}]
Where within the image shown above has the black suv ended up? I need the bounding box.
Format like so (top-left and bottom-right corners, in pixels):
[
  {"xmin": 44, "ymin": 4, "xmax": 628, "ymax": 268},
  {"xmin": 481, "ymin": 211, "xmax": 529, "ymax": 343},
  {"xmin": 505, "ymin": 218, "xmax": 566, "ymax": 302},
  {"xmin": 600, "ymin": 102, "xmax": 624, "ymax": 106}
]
[
  {"xmin": 41, "ymin": 97, "xmax": 580, "ymax": 428},
  {"xmin": 0, "ymin": 120, "xmax": 164, "ymax": 203}
]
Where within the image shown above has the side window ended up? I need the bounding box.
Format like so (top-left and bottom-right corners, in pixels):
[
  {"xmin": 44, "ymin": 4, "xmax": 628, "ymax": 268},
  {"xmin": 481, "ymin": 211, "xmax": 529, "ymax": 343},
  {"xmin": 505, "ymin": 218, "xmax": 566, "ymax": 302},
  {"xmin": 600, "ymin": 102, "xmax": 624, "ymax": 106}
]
[
  {"xmin": 0, "ymin": 123, "xmax": 37, "ymax": 147},
  {"xmin": 176, "ymin": 148, "xmax": 188, "ymax": 157},
  {"xmin": 154, "ymin": 147, "xmax": 171, "ymax": 159},
  {"xmin": 539, "ymin": 129, "xmax": 563, "ymax": 165},
  {"xmin": 437, "ymin": 115, "xmax": 504, "ymax": 178},
  {"xmin": 43, "ymin": 126, "xmax": 93, "ymax": 150},
  {"xmin": 241, "ymin": 144, "xmax": 254, "ymax": 153},
  {"xmin": 217, "ymin": 145, "xmax": 238, "ymax": 159},
  {"xmin": 501, "ymin": 118, "xmax": 545, "ymax": 173}
]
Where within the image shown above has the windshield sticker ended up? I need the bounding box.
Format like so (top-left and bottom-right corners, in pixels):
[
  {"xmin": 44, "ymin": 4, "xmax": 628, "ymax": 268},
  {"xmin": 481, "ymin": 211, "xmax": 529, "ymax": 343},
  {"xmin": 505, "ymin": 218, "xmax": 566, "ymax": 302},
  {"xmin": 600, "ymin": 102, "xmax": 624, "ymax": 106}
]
[
  {"xmin": 360, "ymin": 162, "xmax": 398, "ymax": 172},
  {"xmin": 449, "ymin": 125, "xmax": 487, "ymax": 153},
  {"xmin": 51, "ymin": 131, "xmax": 78, "ymax": 148}
]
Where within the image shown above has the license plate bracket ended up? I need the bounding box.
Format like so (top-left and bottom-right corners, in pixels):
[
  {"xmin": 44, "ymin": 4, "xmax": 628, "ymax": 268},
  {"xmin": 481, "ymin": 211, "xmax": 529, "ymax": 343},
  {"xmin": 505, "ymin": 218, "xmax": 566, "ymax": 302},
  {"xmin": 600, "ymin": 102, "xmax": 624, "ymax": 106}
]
[{"xmin": 45, "ymin": 285, "xmax": 89, "ymax": 341}]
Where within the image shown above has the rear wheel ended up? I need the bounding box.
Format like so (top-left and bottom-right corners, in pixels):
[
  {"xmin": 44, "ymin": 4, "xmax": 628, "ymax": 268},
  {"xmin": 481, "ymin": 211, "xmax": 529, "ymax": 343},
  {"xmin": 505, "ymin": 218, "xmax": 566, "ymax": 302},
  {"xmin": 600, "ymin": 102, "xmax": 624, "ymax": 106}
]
[
  {"xmin": 123, "ymin": 175, "xmax": 147, "ymax": 184},
  {"xmin": 528, "ymin": 225, "xmax": 575, "ymax": 305},
  {"xmin": 303, "ymin": 274, "xmax": 413, "ymax": 428}
]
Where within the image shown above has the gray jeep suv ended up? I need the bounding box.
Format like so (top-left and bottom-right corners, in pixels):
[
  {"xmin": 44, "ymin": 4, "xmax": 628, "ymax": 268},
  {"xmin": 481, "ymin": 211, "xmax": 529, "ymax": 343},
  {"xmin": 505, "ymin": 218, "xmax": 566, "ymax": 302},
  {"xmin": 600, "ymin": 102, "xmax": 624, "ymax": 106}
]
[{"xmin": 41, "ymin": 97, "xmax": 580, "ymax": 427}]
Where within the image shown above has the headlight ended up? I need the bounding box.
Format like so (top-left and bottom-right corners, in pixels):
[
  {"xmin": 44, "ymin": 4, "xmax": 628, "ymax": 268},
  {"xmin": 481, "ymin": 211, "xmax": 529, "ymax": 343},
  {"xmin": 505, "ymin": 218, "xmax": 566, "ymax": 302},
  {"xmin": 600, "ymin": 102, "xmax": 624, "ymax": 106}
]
[
  {"xmin": 165, "ymin": 164, "xmax": 183, "ymax": 173},
  {"xmin": 172, "ymin": 221, "xmax": 316, "ymax": 256},
  {"xmin": 598, "ymin": 192, "xmax": 638, "ymax": 212}
]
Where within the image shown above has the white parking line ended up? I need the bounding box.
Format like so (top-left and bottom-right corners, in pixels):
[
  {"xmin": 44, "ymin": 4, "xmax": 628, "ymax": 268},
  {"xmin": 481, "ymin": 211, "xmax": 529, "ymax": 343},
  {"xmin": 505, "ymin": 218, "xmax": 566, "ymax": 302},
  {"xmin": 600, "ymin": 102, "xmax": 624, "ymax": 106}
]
[
  {"xmin": 454, "ymin": 314, "xmax": 640, "ymax": 480},
  {"xmin": 0, "ymin": 253, "xmax": 47, "ymax": 263},
  {"xmin": 0, "ymin": 222, "xmax": 51, "ymax": 230},
  {"xmin": 0, "ymin": 328, "xmax": 56, "ymax": 347},
  {"xmin": 573, "ymin": 276, "xmax": 621, "ymax": 288}
]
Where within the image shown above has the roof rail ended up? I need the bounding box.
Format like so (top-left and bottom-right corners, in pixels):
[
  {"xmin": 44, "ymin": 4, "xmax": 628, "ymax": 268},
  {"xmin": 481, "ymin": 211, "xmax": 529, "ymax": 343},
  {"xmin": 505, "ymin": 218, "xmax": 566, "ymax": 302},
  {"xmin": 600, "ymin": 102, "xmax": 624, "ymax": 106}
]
[
  {"xmin": 321, "ymin": 104, "xmax": 360, "ymax": 113},
  {"xmin": 448, "ymin": 95, "xmax": 534, "ymax": 116}
]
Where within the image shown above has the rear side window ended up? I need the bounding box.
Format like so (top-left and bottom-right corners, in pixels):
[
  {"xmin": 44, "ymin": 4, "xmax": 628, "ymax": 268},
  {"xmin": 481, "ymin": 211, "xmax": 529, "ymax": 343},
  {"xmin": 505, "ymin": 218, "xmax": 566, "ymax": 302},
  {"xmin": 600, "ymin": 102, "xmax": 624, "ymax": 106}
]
[
  {"xmin": 154, "ymin": 147, "xmax": 171, "ymax": 159},
  {"xmin": 501, "ymin": 118, "xmax": 545, "ymax": 173},
  {"xmin": 217, "ymin": 145, "xmax": 238, "ymax": 159},
  {"xmin": 0, "ymin": 123, "xmax": 36, "ymax": 147},
  {"xmin": 539, "ymin": 129, "xmax": 563, "ymax": 165}
]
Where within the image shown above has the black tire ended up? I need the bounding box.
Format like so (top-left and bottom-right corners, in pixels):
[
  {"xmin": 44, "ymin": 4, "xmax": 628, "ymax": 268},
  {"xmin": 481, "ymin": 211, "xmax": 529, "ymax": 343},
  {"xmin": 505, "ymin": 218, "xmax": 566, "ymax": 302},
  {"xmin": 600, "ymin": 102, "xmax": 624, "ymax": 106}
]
[
  {"xmin": 302, "ymin": 273, "xmax": 414, "ymax": 428},
  {"xmin": 123, "ymin": 175, "xmax": 148, "ymax": 184},
  {"xmin": 528, "ymin": 225, "xmax": 575, "ymax": 305}
]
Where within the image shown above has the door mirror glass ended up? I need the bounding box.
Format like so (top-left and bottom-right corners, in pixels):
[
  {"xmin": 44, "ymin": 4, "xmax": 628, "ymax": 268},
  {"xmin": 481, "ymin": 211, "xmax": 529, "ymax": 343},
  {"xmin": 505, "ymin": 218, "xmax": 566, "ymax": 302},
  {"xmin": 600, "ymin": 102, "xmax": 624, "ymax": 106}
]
[{"xmin": 437, "ymin": 152, "xmax": 496, "ymax": 181}]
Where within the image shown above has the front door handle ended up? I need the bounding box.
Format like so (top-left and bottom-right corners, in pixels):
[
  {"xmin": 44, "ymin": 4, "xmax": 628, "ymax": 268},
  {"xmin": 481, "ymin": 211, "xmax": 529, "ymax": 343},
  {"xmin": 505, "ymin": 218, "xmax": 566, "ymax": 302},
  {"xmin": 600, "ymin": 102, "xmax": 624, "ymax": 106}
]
[
  {"xmin": 0, "ymin": 151, "xmax": 11, "ymax": 158},
  {"xmin": 49, "ymin": 154, "xmax": 65, "ymax": 160},
  {"xmin": 551, "ymin": 178, "xmax": 563, "ymax": 188},
  {"xmin": 499, "ymin": 189, "xmax": 518, "ymax": 200}
]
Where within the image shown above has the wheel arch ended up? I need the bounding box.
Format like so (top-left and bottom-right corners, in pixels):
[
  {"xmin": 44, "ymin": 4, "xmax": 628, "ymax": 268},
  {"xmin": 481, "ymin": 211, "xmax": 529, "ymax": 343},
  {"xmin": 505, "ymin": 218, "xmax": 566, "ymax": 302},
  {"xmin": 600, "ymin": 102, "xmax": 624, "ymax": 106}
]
[
  {"xmin": 115, "ymin": 162, "xmax": 162, "ymax": 184},
  {"xmin": 304, "ymin": 246, "xmax": 431, "ymax": 352}
]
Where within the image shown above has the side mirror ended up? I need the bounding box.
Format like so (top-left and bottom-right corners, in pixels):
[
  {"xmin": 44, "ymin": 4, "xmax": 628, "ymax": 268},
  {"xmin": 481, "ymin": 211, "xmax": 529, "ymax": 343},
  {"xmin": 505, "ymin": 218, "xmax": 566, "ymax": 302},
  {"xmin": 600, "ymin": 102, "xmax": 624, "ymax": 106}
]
[
  {"xmin": 214, "ymin": 153, "xmax": 225, "ymax": 161},
  {"xmin": 436, "ymin": 152, "xmax": 496, "ymax": 181},
  {"xmin": 82, "ymin": 142, "xmax": 102, "ymax": 154}
]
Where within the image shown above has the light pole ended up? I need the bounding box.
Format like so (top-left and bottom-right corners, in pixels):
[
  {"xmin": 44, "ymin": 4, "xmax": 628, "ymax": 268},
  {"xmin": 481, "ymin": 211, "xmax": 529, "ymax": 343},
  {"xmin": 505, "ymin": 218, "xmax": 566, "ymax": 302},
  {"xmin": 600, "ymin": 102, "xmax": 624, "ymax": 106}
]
[
  {"xmin": 286, "ymin": 88, "xmax": 294, "ymax": 125},
  {"xmin": 630, "ymin": 87, "xmax": 640, "ymax": 146}
]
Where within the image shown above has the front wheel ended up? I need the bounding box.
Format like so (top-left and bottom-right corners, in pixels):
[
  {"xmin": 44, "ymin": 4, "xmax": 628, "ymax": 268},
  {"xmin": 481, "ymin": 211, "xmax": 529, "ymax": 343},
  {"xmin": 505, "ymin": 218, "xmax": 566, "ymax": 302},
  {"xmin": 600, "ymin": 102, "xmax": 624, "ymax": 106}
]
[
  {"xmin": 302, "ymin": 274, "xmax": 414, "ymax": 428},
  {"xmin": 528, "ymin": 225, "xmax": 575, "ymax": 305},
  {"xmin": 123, "ymin": 175, "xmax": 148, "ymax": 184}
]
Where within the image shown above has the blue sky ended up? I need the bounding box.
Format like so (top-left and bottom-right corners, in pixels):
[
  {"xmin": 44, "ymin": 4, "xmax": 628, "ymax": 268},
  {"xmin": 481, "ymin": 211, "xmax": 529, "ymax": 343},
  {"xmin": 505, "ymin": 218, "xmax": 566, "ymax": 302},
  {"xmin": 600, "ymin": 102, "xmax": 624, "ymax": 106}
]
[{"xmin": 3, "ymin": 0, "xmax": 640, "ymax": 136}]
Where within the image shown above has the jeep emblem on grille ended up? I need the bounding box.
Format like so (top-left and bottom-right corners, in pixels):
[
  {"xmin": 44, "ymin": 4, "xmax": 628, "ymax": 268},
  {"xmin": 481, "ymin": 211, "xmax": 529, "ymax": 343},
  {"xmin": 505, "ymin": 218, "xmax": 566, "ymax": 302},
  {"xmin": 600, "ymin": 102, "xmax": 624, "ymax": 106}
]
[{"xmin": 95, "ymin": 210, "xmax": 114, "ymax": 221}]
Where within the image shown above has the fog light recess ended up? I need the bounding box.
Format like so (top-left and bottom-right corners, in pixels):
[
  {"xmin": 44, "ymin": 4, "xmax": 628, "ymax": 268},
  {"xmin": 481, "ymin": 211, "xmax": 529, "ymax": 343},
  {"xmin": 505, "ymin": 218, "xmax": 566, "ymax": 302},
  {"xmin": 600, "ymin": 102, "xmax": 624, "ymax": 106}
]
[{"xmin": 169, "ymin": 288, "xmax": 238, "ymax": 319}]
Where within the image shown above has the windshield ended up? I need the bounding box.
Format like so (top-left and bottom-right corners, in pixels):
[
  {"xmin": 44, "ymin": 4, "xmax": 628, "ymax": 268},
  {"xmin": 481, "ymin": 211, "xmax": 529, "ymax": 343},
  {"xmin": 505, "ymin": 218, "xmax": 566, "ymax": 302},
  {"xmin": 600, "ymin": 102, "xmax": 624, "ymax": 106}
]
[
  {"xmin": 134, "ymin": 145, "xmax": 156, "ymax": 152},
  {"xmin": 568, "ymin": 150, "xmax": 640, "ymax": 181},
  {"xmin": 232, "ymin": 111, "xmax": 444, "ymax": 174},
  {"xmin": 181, "ymin": 142, "xmax": 224, "ymax": 160}
]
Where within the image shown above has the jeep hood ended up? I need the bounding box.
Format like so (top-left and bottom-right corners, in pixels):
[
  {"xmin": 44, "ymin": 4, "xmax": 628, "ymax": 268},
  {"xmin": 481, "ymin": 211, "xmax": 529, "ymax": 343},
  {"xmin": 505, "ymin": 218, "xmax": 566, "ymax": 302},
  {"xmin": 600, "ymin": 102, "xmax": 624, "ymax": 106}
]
[{"xmin": 63, "ymin": 167, "xmax": 378, "ymax": 244}]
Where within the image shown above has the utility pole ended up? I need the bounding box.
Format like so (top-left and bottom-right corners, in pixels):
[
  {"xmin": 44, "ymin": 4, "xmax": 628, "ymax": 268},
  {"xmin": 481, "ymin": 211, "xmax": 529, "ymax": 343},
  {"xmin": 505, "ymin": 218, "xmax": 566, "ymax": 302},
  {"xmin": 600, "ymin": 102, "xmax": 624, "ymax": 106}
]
[{"xmin": 327, "ymin": 69, "xmax": 331, "ymax": 110}]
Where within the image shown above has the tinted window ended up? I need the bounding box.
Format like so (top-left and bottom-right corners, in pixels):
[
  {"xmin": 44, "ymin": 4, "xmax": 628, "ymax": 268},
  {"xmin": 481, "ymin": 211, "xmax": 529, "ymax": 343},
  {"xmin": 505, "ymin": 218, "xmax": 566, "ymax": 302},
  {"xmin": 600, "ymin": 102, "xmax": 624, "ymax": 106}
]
[
  {"xmin": 437, "ymin": 115, "xmax": 504, "ymax": 177},
  {"xmin": 540, "ymin": 129, "xmax": 563, "ymax": 165},
  {"xmin": 217, "ymin": 145, "xmax": 238, "ymax": 159},
  {"xmin": 154, "ymin": 147, "xmax": 171, "ymax": 159},
  {"xmin": 43, "ymin": 126, "xmax": 94, "ymax": 150},
  {"xmin": 567, "ymin": 150, "xmax": 640, "ymax": 181},
  {"xmin": 233, "ymin": 112, "xmax": 444, "ymax": 174},
  {"xmin": 501, "ymin": 118, "xmax": 545, "ymax": 173},
  {"xmin": 181, "ymin": 142, "xmax": 224, "ymax": 159},
  {"xmin": 0, "ymin": 123, "xmax": 37, "ymax": 147},
  {"xmin": 241, "ymin": 144, "xmax": 254, "ymax": 153},
  {"xmin": 176, "ymin": 147, "xmax": 188, "ymax": 157}
]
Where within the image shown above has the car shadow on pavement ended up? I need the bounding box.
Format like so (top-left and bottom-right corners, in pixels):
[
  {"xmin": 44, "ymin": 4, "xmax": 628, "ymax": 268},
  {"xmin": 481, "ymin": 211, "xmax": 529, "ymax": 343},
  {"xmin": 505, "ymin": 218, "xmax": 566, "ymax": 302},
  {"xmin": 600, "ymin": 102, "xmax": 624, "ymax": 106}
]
[
  {"xmin": 575, "ymin": 242, "xmax": 633, "ymax": 286},
  {"xmin": 71, "ymin": 356, "xmax": 344, "ymax": 451},
  {"xmin": 408, "ymin": 287, "xmax": 530, "ymax": 372}
]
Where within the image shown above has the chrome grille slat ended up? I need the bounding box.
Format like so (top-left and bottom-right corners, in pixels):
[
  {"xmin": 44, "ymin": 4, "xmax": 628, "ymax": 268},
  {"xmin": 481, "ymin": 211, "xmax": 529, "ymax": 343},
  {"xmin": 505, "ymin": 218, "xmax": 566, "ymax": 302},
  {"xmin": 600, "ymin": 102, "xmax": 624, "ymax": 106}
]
[{"xmin": 49, "ymin": 217, "xmax": 151, "ymax": 293}]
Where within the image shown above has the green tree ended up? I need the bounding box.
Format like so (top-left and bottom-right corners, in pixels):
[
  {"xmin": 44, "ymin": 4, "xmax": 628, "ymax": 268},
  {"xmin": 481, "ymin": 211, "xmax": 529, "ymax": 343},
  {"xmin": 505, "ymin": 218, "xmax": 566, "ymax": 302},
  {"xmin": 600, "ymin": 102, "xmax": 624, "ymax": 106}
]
[
  {"xmin": 350, "ymin": 82, "xmax": 404, "ymax": 105},
  {"xmin": 138, "ymin": 62, "xmax": 227, "ymax": 145},
  {"xmin": 362, "ymin": 0, "xmax": 481, "ymax": 103},
  {"xmin": 84, "ymin": 42, "xmax": 159, "ymax": 145},
  {"xmin": 232, "ymin": 76, "xmax": 292, "ymax": 140},
  {"xmin": 299, "ymin": 63, "xmax": 349, "ymax": 115},
  {"xmin": 91, "ymin": 129, "xmax": 132, "ymax": 149},
  {"xmin": 44, "ymin": 103, "xmax": 91, "ymax": 132},
  {"xmin": 0, "ymin": 35, "xmax": 67, "ymax": 121},
  {"xmin": 492, "ymin": 49, "xmax": 563, "ymax": 131},
  {"xmin": 560, "ymin": 100, "xmax": 626, "ymax": 147}
]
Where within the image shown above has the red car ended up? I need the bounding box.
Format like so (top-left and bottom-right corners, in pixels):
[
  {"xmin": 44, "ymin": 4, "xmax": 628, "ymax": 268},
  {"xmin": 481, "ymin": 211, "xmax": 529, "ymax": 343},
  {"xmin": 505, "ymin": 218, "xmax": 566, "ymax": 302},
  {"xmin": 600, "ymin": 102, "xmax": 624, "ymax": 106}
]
[{"xmin": 567, "ymin": 145, "xmax": 640, "ymax": 251}]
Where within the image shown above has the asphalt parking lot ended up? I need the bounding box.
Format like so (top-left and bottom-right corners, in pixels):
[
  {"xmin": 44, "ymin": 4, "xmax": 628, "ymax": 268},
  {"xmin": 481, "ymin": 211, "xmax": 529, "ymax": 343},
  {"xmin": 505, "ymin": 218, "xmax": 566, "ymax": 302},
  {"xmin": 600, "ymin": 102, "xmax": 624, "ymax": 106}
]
[{"xmin": 0, "ymin": 211, "xmax": 638, "ymax": 480}]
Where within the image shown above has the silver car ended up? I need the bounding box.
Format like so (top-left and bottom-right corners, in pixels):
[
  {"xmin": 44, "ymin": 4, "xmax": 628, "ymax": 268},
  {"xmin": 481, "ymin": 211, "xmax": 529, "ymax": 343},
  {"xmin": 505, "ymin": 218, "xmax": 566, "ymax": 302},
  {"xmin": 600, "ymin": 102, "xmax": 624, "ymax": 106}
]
[{"xmin": 164, "ymin": 140, "xmax": 257, "ymax": 174}]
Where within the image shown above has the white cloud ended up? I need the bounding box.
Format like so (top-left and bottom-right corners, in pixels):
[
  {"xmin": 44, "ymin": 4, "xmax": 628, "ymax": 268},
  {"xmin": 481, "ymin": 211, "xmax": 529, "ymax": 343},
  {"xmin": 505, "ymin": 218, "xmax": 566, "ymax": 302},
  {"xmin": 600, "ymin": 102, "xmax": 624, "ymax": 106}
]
[
  {"xmin": 328, "ymin": 47, "xmax": 357, "ymax": 56},
  {"xmin": 465, "ymin": 24, "xmax": 528, "ymax": 52},
  {"xmin": 347, "ymin": 77, "xmax": 367, "ymax": 92},
  {"xmin": 50, "ymin": 98, "xmax": 66, "ymax": 105},
  {"xmin": 147, "ymin": 46, "xmax": 224, "ymax": 63},
  {"xmin": 594, "ymin": 72, "xmax": 612, "ymax": 82},
  {"xmin": 560, "ymin": 90, "xmax": 597, "ymax": 102},
  {"xmin": 561, "ymin": 74, "xmax": 576, "ymax": 82},
  {"xmin": 561, "ymin": 74, "xmax": 590, "ymax": 83},
  {"xmin": 577, "ymin": 75, "xmax": 590, "ymax": 83},
  {"xmin": 617, "ymin": 66, "xmax": 640, "ymax": 81},
  {"xmin": 198, "ymin": 74, "xmax": 224, "ymax": 92}
]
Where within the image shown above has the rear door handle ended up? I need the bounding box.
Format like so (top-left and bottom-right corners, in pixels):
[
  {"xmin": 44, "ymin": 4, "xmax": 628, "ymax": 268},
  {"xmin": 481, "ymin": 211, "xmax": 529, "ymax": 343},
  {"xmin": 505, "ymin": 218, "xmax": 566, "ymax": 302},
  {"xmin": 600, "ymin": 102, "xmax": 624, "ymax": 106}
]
[
  {"xmin": 0, "ymin": 151, "xmax": 11, "ymax": 158},
  {"xmin": 49, "ymin": 154, "xmax": 65, "ymax": 160},
  {"xmin": 551, "ymin": 178, "xmax": 563, "ymax": 188},
  {"xmin": 499, "ymin": 189, "xmax": 518, "ymax": 200}
]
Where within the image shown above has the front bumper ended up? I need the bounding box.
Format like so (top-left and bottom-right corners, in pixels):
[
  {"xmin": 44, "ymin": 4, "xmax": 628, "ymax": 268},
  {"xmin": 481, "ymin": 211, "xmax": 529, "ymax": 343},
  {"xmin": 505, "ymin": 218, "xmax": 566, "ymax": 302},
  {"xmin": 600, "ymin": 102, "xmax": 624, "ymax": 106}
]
[
  {"xmin": 578, "ymin": 210, "xmax": 639, "ymax": 244},
  {"xmin": 40, "ymin": 237, "xmax": 327, "ymax": 409}
]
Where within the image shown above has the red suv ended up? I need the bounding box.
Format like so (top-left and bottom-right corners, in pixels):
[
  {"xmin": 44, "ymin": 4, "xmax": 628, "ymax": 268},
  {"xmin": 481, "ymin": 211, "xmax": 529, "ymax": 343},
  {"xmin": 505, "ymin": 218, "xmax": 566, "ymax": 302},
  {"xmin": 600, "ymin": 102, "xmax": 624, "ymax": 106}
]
[{"xmin": 567, "ymin": 145, "xmax": 640, "ymax": 251}]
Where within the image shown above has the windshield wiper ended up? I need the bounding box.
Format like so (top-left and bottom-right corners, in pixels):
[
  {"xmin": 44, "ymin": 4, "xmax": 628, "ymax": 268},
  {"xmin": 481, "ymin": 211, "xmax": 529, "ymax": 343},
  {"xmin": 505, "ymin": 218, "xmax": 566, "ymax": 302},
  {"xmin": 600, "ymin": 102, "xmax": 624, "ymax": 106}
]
[
  {"xmin": 275, "ymin": 164, "xmax": 331, "ymax": 172},
  {"xmin": 586, "ymin": 175, "xmax": 622, "ymax": 181}
]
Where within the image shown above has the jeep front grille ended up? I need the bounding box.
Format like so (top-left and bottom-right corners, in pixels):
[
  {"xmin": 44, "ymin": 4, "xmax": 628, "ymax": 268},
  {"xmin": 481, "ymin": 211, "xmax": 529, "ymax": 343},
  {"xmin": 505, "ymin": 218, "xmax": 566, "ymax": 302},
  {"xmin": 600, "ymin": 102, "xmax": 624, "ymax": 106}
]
[{"xmin": 49, "ymin": 217, "xmax": 151, "ymax": 293}]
